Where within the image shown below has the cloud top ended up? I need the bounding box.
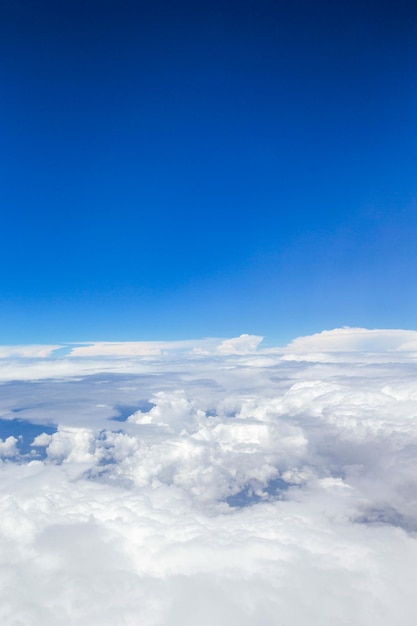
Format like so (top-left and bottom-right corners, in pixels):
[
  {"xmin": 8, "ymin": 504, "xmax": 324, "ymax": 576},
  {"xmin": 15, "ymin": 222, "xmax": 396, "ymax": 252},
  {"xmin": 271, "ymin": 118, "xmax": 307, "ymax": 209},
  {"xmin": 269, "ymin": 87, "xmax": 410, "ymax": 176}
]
[
  {"xmin": 3, "ymin": 328, "xmax": 417, "ymax": 365},
  {"xmin": 216, "ymin": 333, "xmax": 264, "ymax": 354},
  {"xmin": 0, "ymin": 329, "xmax": 417, "ymax": 622},
  {"xmin": 284, "ymin": 327, "xmax": 417, "ymax": 352},
  {"xmin": 0, "ymin": 344, "xmax": 62, "ymax": 358}
]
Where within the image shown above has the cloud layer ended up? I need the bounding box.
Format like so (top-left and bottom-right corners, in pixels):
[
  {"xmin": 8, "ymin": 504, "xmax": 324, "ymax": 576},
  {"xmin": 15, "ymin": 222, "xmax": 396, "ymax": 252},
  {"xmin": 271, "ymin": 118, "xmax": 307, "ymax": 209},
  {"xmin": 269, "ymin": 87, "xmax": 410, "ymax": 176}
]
[{"xmin": 0, "ymin": 329, "xmax": 417, "ymax": 625}]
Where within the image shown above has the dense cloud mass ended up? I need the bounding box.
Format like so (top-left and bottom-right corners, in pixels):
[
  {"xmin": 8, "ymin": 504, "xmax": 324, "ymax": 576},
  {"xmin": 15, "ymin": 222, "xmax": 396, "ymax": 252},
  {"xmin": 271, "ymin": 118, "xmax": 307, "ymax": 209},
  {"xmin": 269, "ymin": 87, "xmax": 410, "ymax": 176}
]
[{"xmin": 0, "ymin": 329, "xmax": 417, "ymax": 625}]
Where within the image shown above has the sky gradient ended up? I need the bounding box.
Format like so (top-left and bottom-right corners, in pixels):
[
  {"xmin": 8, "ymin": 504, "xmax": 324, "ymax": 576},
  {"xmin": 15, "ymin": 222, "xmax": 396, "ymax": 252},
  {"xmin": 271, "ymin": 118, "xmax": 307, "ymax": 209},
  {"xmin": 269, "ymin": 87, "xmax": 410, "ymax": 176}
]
[{"xmin": 1, "ymin": 0, "xmax": 416, "ymax": 342}]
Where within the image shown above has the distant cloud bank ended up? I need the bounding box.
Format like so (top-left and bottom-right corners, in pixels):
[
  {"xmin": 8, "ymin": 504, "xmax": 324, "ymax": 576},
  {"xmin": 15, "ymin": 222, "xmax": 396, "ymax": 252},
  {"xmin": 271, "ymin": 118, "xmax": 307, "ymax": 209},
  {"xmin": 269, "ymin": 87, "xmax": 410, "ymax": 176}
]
[
  {"xmin": 284, "ymin": 327, "xmax": 417, "ymax": 352},
  {"xmin": 0, "ymin": 328, "xmax": 416, "ymax": 624},
  {"xmin": 2, "ymin": 326, "xmax": 417, "ymax": 363}
]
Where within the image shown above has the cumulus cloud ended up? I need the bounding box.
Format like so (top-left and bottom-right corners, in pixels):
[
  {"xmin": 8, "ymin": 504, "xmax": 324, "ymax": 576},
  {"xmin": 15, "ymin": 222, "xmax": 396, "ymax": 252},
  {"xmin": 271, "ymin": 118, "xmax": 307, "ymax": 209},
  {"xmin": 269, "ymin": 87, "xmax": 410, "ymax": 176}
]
[
  {"xmin": 68, "ymin": 335, "xmax": 264, "ymax": 358},
  {"xmin": 216, "ymin": 333, "xmax": 264, "ymax": 354},
  {"xmin": 284, "ymin": 326, "xmax": 417, "ymax": 352},
  {"xmin": 0, "ymin": 329, "xmax": 417, "ymax": 624},
  {"xmin": 0, "ymin": 436, "xmax": 18, "ymax": 457}
]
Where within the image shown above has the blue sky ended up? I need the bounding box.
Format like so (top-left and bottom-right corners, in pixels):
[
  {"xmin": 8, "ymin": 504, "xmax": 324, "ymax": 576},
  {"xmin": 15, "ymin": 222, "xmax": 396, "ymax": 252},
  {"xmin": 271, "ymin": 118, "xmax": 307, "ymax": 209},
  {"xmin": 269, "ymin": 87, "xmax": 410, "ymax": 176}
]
[{"xmin": 1, "ymin": 0, "xmax": 416, "ymax": 343}]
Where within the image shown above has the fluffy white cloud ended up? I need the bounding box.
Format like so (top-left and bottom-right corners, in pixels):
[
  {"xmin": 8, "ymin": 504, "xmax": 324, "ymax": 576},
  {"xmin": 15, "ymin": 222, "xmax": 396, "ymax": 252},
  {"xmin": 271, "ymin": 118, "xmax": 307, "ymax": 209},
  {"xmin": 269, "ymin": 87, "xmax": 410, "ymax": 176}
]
[
  {"xmin": 216, "ymin": 333, "xmax": 264, "ymax": 354},
  {"xmin": 0, "ymin": 436, "xmax": 18, "ymax": 457},
  {"xmin": 284, "ymin": 326, "xmax": 417, "ymax": 352},
  {"xmin": 0, "ymin": 328, "xmax": 417, "ymax": 624}
]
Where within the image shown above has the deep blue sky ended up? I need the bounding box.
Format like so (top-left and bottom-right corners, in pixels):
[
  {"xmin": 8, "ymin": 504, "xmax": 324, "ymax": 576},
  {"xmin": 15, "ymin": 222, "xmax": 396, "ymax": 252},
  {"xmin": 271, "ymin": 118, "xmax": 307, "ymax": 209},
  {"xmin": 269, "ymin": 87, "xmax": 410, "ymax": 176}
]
[{"xmin": 1, "ymin": 0, "xmax": 416, "ymax": 343}]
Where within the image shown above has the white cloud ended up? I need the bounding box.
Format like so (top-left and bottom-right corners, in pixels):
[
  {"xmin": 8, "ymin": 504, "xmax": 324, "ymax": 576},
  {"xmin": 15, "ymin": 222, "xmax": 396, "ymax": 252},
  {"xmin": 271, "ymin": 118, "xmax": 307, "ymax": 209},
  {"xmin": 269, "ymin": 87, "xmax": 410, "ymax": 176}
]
[
  {"xmin": 68, "ymin": 338, "xmax": 225, "ymax": 357},
  {"xmin": 0, "ymin": 329, "xmax": 417, "ymax": 623},
  {"xmin": 283, "ymin": 326, "xmax": 417, "ymax": 352},
  {"xmin": 217, "ymin": 334, "xmax": 264, "ymax": 354},
  {"xmin": 0, "ymin": 344, "xmax": 62, "ymax": 358},
  {"xmin": 69, "ymin": 341, "xmax": 165, "ymax": 356},
  {"xmin": 0, "ymin": 436, "xmax": 18, "ymax": 457},
  {"xmin": 69, "ymin": 335, "xmax": 264, "ymax": 357}
]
